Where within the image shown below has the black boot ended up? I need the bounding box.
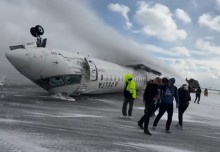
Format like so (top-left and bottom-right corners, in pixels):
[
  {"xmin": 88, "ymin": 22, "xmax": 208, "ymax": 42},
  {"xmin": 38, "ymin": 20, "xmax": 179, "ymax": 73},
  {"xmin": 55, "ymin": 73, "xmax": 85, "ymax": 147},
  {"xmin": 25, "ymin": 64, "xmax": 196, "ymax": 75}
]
[
  {"xmin": 144, "ymin": 129, "xmax": 152, "ymax": 136},
  {"xmin": 138, "ymin": 122, "xmax": 144, "ymax": 129}
]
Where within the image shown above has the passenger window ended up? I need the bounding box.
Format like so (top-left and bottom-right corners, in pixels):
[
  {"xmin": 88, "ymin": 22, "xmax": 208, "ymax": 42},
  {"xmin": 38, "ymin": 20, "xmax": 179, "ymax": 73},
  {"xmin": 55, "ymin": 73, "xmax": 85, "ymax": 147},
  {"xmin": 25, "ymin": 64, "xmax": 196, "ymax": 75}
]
[
  {"xmin": 106, "ymin": 75, "xmax": 108, "ymax": 81},
  {"xmin": 110, "ymin": 75, "xmax": 112, "ymax": 81}
]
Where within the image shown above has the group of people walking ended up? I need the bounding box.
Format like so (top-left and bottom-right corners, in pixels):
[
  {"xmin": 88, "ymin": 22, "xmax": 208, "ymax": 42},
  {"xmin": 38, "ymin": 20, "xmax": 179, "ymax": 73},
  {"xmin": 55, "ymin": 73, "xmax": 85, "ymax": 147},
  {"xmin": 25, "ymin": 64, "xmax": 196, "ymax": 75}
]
[{"xmin": 121, "ymin": 74, "xmax": 192, "ymax": 136}]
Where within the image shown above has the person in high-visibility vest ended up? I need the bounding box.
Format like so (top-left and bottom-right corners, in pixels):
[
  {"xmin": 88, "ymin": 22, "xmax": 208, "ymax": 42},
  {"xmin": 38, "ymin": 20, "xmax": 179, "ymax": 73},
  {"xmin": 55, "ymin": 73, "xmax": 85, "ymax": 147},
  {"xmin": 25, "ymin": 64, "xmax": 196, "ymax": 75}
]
[{"xmin": 121, "ymin": 74, "xmax": 136, "ymax": 119}]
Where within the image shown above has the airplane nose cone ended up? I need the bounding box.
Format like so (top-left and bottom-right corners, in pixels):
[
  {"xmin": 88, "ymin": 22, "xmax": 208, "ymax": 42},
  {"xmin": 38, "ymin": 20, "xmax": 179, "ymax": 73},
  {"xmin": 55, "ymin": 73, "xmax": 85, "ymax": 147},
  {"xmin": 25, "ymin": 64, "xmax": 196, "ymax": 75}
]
[{"xmin": 5, "ymin": 50, "xmax": 29, "ymax": 69}]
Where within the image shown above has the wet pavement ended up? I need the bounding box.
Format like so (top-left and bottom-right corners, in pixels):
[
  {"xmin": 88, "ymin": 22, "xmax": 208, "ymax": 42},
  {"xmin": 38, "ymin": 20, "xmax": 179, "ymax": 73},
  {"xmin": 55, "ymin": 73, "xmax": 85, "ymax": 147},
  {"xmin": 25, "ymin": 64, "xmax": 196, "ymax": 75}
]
[{"xmin": 0, "ymin": 86, "xmax": 220, "ymax": 152}]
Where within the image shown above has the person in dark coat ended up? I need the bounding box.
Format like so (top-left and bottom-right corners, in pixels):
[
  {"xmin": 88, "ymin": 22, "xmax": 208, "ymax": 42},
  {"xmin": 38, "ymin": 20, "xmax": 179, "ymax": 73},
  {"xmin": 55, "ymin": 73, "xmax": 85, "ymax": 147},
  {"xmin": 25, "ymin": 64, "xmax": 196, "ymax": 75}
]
[
  {"xmin": 138, "ymin": 77, "xmax": 161, "ymax": 135},
  {"xmin": 176, "ymin": 84, "xmax": 191, "ymax": 130},
  {"xmin": 204, "ymin": 88, "xmax": 208, "ymax": 96},
  {"xmin": 194, "ymin": 87, "xmax": 201, "ymax": 104}
]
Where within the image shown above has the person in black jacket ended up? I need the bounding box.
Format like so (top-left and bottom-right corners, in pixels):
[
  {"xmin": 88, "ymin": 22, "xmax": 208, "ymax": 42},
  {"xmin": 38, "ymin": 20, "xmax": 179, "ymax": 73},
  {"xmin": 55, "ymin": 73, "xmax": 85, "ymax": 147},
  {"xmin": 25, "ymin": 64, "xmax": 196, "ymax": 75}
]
[
  {"xmin": 137, "ymin": 77, "xmax": 161, "ymax": 135},
  {"xmin": 176, "ymin": 84, "xmax": 191, "ymax": 130},
  {"xmin": 194, "ymin": 86, "xmax": 201, "ymax": 104}
]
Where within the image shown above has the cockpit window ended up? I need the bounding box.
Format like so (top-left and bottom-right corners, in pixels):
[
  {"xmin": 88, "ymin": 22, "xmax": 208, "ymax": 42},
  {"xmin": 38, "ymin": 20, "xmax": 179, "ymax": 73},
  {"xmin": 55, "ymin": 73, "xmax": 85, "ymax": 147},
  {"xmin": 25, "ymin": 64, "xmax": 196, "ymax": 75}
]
[
  {"xmin": 36, "ymin": 74, "xmax": 82, "ymax": 89},
  {"xmin": 64, "ymin": 75, "xmax": 81, "ymax": 84},
  {"xmin": 43, "ymin": 76, "xmax": 65, "ymax": 87}
]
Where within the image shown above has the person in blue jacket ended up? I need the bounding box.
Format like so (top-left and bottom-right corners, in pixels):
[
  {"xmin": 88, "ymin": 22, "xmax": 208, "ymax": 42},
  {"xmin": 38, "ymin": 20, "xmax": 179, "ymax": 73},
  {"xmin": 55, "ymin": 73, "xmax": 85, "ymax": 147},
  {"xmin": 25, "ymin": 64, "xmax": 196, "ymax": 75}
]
[{"xmin": 152, "ymin": 78, "xmax": 179, "ymax": 134}]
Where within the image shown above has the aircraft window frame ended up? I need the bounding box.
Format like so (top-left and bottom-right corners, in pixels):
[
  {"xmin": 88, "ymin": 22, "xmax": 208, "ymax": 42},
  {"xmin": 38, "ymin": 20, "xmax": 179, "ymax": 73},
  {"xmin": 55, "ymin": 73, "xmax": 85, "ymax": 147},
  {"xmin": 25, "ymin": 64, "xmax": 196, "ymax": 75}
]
[
  {"xmin": 106, "ymin": 75, "xmax": 108, "ymax": 81},
  {"xmin": 110, "ymin": 75, "xmax": 112, "ymax": 81},
  {"xmin": 64, "ymin": 75, "xmax": 81, "ymax": 85},
  {"xmin": 40, "ymin": 74, "xmax": 81, "ymax": 88},
  {"xmin": 43, "ymin": 76, "xmax": 65, "ymax": 87}
]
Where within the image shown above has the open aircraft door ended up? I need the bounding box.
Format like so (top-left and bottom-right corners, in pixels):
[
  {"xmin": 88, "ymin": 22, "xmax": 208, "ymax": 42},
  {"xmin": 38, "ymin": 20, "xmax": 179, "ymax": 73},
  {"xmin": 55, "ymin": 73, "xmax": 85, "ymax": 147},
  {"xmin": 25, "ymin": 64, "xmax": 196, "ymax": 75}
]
[{"xmin": 85, "ymin": 58, "xmax": 97, "ymax": 81}]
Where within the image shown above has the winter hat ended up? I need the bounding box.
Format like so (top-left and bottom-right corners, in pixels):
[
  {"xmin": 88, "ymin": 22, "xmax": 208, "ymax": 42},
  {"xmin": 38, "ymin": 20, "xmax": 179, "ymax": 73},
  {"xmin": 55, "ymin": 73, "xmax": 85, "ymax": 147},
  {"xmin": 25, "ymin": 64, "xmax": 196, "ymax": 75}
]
[{"xmin": 169, "ymin": 78, "xmax": 175, "ymax": 85}]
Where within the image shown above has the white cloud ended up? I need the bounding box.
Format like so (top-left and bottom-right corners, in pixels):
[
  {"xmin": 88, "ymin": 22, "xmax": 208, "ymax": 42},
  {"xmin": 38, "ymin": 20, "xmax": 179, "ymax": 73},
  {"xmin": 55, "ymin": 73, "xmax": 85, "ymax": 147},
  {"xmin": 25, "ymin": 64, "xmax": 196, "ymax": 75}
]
[
  {"xmin": 216, "ymin": 0, "xmax": 220, "ymax": 10},
  {"xmin": 140, "ymin": 44, "xmax": 192, "ymax": 58},
  {"xmin": 108, "ymin": 3, "xmax": 132, "ymax": 29},
  {"xmin": 172, "ymin": 47, "xmax": 191, "ymax": 57},
  {"xmin": 196, "ymin": 39, "xmax": 220, "ymax": 54},
  {"xmin": 134, "ymin": 2, "xmax": 187, "ymax": 42},
  {"xmin": 175, "ymin": 8, "xmax": 191, "ymax": 24},
  {"xmin": 159, "ymin": 57, "xmax": 220, "ymax": 88},
  {"xmin": 198, "ymin": 13, "xmax": 220, "ymax": 32},
  {"xmin": 204, "ymin": 36, "xmax": 214, "ymax": 40}
]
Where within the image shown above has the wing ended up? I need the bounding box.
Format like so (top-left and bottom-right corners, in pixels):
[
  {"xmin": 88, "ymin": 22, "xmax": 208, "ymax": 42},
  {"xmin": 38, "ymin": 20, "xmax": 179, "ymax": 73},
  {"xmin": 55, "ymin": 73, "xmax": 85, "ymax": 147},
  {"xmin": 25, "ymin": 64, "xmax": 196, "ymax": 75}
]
[{"xmin": 126, "ymin": 64, "xmax": 162, "ymax": 76}]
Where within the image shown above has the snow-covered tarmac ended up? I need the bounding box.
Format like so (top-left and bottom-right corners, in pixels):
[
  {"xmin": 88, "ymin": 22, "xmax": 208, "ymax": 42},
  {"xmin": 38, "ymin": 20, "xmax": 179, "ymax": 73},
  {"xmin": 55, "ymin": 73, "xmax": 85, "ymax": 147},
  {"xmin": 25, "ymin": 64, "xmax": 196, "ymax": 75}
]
[{"xmin": 0, "ymin": 86, "xmax": 220, "ymax": 152}]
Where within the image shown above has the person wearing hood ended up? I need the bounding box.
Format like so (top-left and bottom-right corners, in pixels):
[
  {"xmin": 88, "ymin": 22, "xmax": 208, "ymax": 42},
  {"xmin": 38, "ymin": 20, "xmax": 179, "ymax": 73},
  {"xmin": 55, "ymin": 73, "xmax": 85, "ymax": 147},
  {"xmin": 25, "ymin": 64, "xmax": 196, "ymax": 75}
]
[
  {"xmin": 121, "ymin": 74, "xmax": 136, "ymax": 119},
  {"xmin": 176, "ymin": 84, "xmax": 191, "ymax": 130},
  {"xmin": 153, "ymin": 78, "xmax": 179, "ymax": 134}
]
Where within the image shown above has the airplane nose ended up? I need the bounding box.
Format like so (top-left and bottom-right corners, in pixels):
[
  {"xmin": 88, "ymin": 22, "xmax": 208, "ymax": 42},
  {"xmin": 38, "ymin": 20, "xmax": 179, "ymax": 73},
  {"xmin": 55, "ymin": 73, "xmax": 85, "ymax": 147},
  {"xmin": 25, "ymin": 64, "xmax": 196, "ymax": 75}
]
[{"xmin": 5, "ymin": 50, "xmax": 29, "ymax": 70}]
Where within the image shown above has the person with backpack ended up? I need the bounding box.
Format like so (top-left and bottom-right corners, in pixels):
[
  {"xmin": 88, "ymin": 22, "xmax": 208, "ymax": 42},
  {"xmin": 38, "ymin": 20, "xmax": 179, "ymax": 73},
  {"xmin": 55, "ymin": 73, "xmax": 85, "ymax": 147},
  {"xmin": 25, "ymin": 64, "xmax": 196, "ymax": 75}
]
[
  {"xmin": 152, "ymin": 78, "xmax": 179, "ymax": 134},
  {"xmin": 121, "ymin": 74, "xmax": 136, "ymax": 119},
  {"xmin": 176, "ymin": 84, "xmax": 191, "ymax": 130},
  {"xmin": 137, "ymin": 77, "xmax": 161, "ymax": 135}
]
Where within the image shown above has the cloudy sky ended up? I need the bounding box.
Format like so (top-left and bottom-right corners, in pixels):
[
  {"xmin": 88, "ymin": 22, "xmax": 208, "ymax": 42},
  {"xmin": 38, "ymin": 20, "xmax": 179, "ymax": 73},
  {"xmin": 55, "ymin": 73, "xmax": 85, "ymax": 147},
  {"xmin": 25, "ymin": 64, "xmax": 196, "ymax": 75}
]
[{"xmin": 0, "ymin": 0, "xmax": 220, "ymax": 89}]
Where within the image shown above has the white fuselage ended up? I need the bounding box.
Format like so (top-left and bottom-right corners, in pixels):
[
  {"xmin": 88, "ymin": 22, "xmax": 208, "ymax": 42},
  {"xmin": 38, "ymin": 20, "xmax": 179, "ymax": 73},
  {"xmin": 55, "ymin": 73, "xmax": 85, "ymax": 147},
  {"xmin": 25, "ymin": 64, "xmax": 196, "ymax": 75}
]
[{"xmin": 6, "ymin": 43, "xmax": 156, "ymax": 95}]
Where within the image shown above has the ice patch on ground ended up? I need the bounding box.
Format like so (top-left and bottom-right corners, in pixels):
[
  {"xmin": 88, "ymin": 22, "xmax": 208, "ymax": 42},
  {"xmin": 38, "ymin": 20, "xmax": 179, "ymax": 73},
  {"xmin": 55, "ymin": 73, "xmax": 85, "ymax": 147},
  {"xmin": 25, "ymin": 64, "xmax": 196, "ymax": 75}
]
[
  {"xmin": 55, "ymin": 113, "xmax": 105, "ymax": 118},
  {"xmin": 0, "ymin": 130, "xmax": 49, "ymax": 152},
  {"xmin": 0, "ymin": 118, "xmax": 27, "ymax": 123},
  {"xmin": 135, "ymin": 93, "xmax": 220, "ymax": 127},
  {"xmin": 24, "ymin": 111, "xmax": 105, "ymax": 118},
  {"xmin": 93, "ymin": 98, "xmax": 119, "ymax": 106},
  {"xmin": 116, "ymin": 142, "xmax": 194, "ymax": 152}
]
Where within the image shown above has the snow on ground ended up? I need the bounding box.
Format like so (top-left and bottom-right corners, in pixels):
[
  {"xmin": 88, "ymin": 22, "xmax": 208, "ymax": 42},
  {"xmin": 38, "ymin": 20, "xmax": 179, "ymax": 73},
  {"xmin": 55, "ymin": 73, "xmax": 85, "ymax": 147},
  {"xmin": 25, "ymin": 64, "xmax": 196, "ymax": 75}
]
[
  {"xmin": 187, "ymin": 92, "xmax": 220, "ymax": 127},
  {"xmin": 116, "ymin": 142, "xmax": 194, "ymax": 152},
  {"xmin": 0, "ymin": 87, "xmax": 220, "ymax": 152},
  {"xmin": 135, "ymin": 91, "xmax": 220, "ymax": 128}
]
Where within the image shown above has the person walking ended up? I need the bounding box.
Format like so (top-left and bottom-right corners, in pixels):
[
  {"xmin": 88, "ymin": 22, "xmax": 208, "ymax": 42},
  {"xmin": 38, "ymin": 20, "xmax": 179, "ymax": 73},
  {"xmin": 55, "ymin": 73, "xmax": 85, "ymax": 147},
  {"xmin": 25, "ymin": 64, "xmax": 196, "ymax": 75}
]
[
  {"xmin": 152, "ymin": 78, "xmax": 179, "ymax": 134},
  {"xmin": 151, "ymin": 80, "xmax": 163, "ymax": 117},
  {"xmin": 176, "ymin": 84, "xmax": 191, "ymax": 130},
  {"xmin": 121, "ymin": 74, "xmax": 136, "ymax": 119},
  {"xmin": 194, "ymin": 87, "xmax": 201, "ymax": 104},
  {"xmin": 204, "ymin": 88, "xmax": 208, "ymax": 96},
  {"xmin": 138, "ymin": 77, "xmax": 161, "ymax": 135}
]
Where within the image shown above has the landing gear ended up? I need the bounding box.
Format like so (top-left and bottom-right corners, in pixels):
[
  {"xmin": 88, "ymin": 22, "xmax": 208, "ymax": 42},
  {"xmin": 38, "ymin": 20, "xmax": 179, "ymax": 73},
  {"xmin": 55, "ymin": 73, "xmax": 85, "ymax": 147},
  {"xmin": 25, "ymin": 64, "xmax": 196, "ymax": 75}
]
[
  {"xmin": 30, "ymin": 25, "xmax": 47, "ymax": 48},
  {"xmin": 35, "ymin": 25, "xmax": 44, "ymax": 35}
]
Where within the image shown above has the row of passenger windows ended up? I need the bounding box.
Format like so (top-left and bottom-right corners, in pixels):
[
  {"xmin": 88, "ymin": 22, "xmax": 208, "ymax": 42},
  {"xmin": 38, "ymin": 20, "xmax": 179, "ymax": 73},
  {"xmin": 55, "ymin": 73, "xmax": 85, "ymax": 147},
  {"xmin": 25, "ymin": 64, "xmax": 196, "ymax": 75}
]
[{"xmin": 100, "ymin": 75, "xmax": 145, "ymax": 82}]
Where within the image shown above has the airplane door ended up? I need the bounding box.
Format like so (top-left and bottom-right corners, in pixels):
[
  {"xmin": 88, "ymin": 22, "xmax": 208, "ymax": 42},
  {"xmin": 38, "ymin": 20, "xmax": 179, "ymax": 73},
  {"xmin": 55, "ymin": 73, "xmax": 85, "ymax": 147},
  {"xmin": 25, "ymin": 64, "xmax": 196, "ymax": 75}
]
[{"xmin": 85, "ymin": 58, "xmax": 97, "ymax": 81}]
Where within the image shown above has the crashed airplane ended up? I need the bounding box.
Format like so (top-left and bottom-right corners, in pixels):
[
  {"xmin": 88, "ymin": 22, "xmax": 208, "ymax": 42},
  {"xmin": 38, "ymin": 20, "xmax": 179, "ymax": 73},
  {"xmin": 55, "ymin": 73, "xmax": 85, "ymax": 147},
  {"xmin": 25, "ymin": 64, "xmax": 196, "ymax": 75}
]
[{"xmin": 5, "ymin": 25, "xmax": 161, "ymax": 98}]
